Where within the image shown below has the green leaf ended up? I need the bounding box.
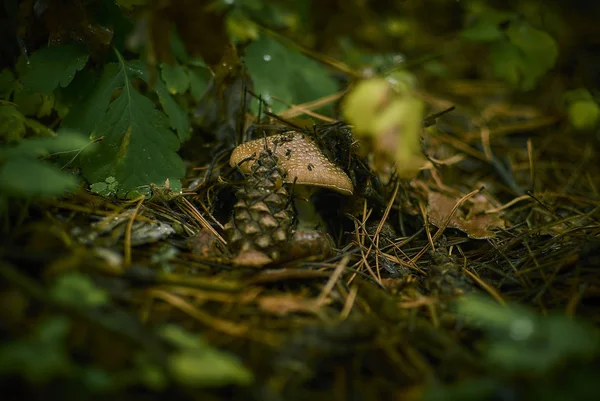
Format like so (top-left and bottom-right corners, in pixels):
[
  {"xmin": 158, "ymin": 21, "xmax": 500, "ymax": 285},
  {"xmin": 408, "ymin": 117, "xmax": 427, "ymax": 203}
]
[
  {"xmin": 489, "ymin": 41, "xmax": 522, "ymax": 88},
  {"xmin": 54, "ymin": 69, "xmax": 97, "ymax": 119},
  {"xmin": 505, "ymin": 21, "xmax": 558, "ymax": 89},
  {"xmin": 461, "ymin": 8, "xmax": 515, "ymax": 42},
  {"xmin": 159, "ymin": 325, "xmax": 253, "ymax": 387},
  {"xmin": 60, "ymin": 54, "xmax": 185, "ymax": 192},
  {"xmin": 128, "ymin": 60, "xmax": 191, "ymax": 142},
  {"xmin": 425, "ymin": 378, "xmax": 499, "ymax": 401},
  {"xmin": 0, "ymin": 131, "xmax": 89, "ymax": 199},
  {"xmin": 0, "ymin": 100, "xmax": 60, "ymax": 142},
  {"xmin": 160, "ymin": 325, "xmax": 206, "ymax": 349},
  {"xmin": 78, "ymin": 66, "xmax": 185, "ymax": 193},
  {"xmin": 564, "ymin": 89, "xmax": 599, "ymax": 129},
  {"xmin": 135, "ymin": 353, "xmax": 168, "ymax": 390},
  {"xmin": 154, "ymin": 77, "xmax": 191, "ymax": 142},
  {"xmin": 188, "ymin": 67, "xmax": 211, "ymax": 100},
  {"xmin": 78, "ymin": 367, "xmax": 115, "ymax": 392},
  {"xmin": 170, "ymin": 30, "xmax": 190, "ymax": 64},
  {"xmin": 0, "ymin": 69, "xmax": 15, "ymax": 99},
  {"xmin": 0, "ymin": 102, "xmax": 27, "ymax": 141},
  {"xmin": 169, "ymin": 350, "xmax": 253, "ymax": 387},
  {"xmin": 37, "ymin": 93, "xmax": 55, "ymax": 117},
  {"xmin": 456, "ymin": 295, "xmax": 600, "ymax": 373},
  {"xmin": 568, "ymin": 100, "xmax": 600, "ymax": 130},
  {"xmin": 90, "ymin": 181, "xmax": 109, "ymax": 195},
  {"xmin": 564, "ymin": 88, "xmax": 594, "ymax": 103},
  {"xmin": 0, "ymin": 316, "xmax": 72, "ymax": 384},
  {"xmin": 7, "ymin": 131, "xmax": 90, "ymax": 158},
  {"xmin": 489, "ymin": 21, "xmax": 558, "ymax": 90},
  {"xmin": 50, "ymin": 272, "xmax": 110, "ymax": 308},
  {"xmin": 226, "ymin": 9, "xmax": 260, "ymax": 42},
  {"xmin": 21, "ymin": 44, "xmax": 89, "ymax": 93},
  {"xmin": 161, "ymin": 63, "xmax": 189, "ymax": 95},
  {"xmin": 245, "ymin": 36, "xmax": 338, "ymax": 113},
  {"xmin": 0, "ymin": 157, "xmax": 79, "ymax": 198},
  {"xmin": 23, "ymin": 118, "xmax": 55, "ymax": 137},
  {"xmin": 60, "ymin": 63, "xmax": 123, "ymax": 136},
  {"xmin": 12, "ymin": 91, "xmax": 54, "ymax": 119},
  {"xmin": 90, "ymin": 176, "xmax": 119, "ymax": 197}
]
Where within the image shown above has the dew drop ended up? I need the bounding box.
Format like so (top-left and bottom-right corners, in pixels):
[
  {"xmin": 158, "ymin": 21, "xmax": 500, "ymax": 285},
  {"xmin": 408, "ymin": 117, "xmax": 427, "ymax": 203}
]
[{"xmin": 263, "ymin": 54, "xmax": 272, "ymax": 62}]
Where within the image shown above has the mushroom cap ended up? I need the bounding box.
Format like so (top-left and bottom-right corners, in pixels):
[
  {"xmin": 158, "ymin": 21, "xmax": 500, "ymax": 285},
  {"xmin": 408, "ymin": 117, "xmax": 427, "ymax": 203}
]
[{"xmin": 230, "ymin": 132, "xmax": 354, "ymax": 195}]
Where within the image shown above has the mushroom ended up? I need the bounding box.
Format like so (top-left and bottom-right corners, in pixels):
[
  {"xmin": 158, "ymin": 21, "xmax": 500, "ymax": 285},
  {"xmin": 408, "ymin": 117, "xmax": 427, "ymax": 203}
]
[
  {"xmin": 229, "ymin": 132, "xmax": 353, "ymax": 253},
  {"xmin": 230, "ymin": 132, "xmax": 354, "ymax": 195}
]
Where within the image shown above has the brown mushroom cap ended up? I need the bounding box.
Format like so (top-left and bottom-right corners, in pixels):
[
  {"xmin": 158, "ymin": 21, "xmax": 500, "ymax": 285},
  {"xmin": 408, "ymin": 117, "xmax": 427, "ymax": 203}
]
[{"xmin": 230, "ymin": 132, "xmax": 354, "ymax": 195}]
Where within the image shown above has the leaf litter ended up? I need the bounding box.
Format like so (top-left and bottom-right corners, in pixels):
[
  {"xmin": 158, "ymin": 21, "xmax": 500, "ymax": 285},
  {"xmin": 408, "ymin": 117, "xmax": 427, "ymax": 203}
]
[{"xmin": 2, "ymin": 2, "xmax": 600, "ymax": 401}]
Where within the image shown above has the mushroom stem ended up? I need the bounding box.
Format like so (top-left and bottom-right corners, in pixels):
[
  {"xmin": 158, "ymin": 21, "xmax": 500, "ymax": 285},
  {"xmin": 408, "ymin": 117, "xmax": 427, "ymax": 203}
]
[{"xmin": 292, "ymin": 186, "xmax": 326, "ymax": 232}]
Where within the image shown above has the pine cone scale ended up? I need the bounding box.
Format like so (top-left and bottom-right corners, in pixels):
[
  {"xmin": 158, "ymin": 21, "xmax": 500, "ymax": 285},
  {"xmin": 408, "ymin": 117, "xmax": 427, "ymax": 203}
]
[{"xmin": 225, "ymin": 149, "xmax": 294, "ymax": 267}]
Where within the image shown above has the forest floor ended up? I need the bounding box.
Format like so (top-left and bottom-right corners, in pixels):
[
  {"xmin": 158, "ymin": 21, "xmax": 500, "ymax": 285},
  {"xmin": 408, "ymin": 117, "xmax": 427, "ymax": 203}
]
[{"xmin": 1, "ymin": 2, "xmax": 600, "ymax": 401}]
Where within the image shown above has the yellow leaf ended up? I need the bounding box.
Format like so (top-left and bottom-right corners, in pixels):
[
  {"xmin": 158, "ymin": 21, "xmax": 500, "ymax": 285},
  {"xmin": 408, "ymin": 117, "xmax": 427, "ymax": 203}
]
[
  {"xmin": 341, "ymin": 78, "xmax": 393, "ymax": 136},
  {"xmin": 342, "ymin": 77, "xmax": 426, "ymax": 180},
  {"xmin": 372, "ymin": 98, "xmax": 425, "ymax": 179}
]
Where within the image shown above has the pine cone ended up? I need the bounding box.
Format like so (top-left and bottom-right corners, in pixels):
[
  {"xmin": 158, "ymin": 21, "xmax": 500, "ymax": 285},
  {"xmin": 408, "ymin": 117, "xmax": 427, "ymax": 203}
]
[{"xmin": 224, "ymin": 148, "xmax": 294, "ymax": 267}]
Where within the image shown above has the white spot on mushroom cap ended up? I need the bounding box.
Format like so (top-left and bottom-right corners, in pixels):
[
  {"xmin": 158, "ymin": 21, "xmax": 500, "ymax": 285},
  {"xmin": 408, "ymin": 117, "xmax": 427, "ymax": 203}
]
[{"xmin": 230, "ymin": 132, "xmax": 354, "ymax": 195}]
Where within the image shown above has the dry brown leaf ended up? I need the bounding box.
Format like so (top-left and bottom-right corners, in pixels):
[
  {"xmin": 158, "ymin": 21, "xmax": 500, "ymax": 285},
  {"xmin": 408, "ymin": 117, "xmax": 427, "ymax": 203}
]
[
  {"xmin": 257, "ymin": 294, "xmax": 324, "ymax": 316},
  {"xmin": 186, "ymin": 228, "xmax": 223, "ymax": 257},
  {"xmin": 427, "ymin": 192, "xmax": 505, "ymax": 239}
]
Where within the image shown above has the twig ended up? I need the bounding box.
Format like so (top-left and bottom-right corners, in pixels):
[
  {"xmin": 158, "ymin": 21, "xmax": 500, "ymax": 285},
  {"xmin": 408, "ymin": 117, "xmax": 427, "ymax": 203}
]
[
  {"xmin": 363, "ymin": 181, "xmax": 400, "ymax": 280},
  {"xmin": 148, "ymin": 289, "xmax": 280, "ymax": 346},
  {"xmin": 124, "ymin": 195, "xmax": 145, "ymax": 267},
  {"xmin": 317, "ymin": 255, "xmax": 351, "ymax": 307},
  {"xmin": 458, "ymin": 247, "xmax": 505, "ymax": 305},
  {"xmin": 340, "ymin": 284, "xmax": 358, "ymax": 320},
  {"xmin": 177, "ymin": 197, "xmax": 227, "ymax": 245}
]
